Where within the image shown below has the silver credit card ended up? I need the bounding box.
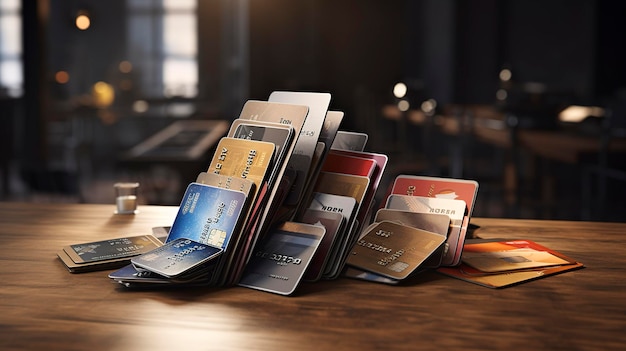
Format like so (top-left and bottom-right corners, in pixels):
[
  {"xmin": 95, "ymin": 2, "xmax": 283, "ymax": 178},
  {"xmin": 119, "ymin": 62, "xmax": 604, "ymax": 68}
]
[
  {"xmin": 238, "ymin": 222, "xmax": 325, "ymax": 295},
  {"xmin": 131, "ymin": 238, "xmax": 223, "ymax": 278}
]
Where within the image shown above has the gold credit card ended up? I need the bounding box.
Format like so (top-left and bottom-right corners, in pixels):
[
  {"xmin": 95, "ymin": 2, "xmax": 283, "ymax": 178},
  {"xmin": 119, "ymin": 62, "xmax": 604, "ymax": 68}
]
[
  {"xmin": 207, "ymin": 137, "xmax": 275, "ymax": 200},
  {"xmin": 346, "ymin": 220, "xmax": 446, "ymax": 280},
  {"xmin": 228, "ymin": 119, "xmax": 295, "ymax": 188},
  {"xmin": 374, "ymin": 209, "xmax": 451, "ymax": 268},
  {"xmin": 374, "ymin": 209, "xmax": 450, "ymax": 237}
]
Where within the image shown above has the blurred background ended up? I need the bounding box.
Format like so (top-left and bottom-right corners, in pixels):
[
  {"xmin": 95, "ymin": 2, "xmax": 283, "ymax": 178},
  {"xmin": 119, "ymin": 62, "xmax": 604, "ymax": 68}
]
[{"xmin": 0, "ymin": 0, "xmax": 625, "ymax": 222}]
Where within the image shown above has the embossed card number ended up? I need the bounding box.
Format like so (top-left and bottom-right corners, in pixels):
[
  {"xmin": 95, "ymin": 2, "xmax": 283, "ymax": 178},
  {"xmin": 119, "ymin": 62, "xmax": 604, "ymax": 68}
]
[
  {"xmin": 131, "ymin": 238, "xmax": 223, "ymax": 278},
  {"xmin": 238, "ymin": 222, "xmax": 325, "ymax": 295},
  {"xmin": 255, "ymin": 251, "xmax": 303, "ymax": 265},
  {"xmin": 207, "ymin": 137, "xmax": 276, "ymax": 202}
]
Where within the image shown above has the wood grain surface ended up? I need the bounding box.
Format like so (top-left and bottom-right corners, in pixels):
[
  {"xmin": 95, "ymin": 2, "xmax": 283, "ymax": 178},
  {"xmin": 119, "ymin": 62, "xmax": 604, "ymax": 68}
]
[{"xmin": 0, "ymin": 202, "xmax": 624, "ymax": 351}]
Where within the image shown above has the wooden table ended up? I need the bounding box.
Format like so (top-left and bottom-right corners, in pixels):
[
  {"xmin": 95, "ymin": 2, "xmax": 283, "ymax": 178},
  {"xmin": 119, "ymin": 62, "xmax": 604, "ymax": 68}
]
[{"xmin": 1, "ymin": 202, "xmax": 624, "ymax": 351}]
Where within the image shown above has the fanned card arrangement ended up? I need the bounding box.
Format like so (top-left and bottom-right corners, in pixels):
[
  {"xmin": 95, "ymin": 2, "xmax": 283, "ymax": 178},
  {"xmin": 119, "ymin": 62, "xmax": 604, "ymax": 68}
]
[
  {"xmin": 344, "ymin": 175, "xmax": 479, "ymax": 284},
  {"xmin": 57, "ymin": 91, "xmax": 582, "ymax": 294}
]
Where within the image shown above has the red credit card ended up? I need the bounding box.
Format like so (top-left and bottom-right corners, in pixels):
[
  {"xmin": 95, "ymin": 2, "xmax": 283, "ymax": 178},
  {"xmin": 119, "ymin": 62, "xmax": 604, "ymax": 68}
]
[
  {"xmin": 391, "ymin": 175, "xmax": 478, "ymax": 217},
  {"xmin": 321, "ymin": 152, "xmax": 377, "ymax": 178}
]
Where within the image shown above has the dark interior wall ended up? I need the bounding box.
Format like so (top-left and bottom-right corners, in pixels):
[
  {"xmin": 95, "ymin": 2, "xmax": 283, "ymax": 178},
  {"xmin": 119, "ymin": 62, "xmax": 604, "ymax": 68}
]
[
  {"xmin": 20, "ymin": 0, "xmax": 46, "ymax": 167},
  {"xmin": 248, "ymin": 0, "xmax": 321, "ymax": 98},
  {"xmin": 316, "ymin": 0, "xmax": 406, "ymax": 112},
  {"xmin": 411, "ymin": 0, "xmax": 600, "ymax": 106},
  {"xmin": 46, "ymin": 0, "xmax": 621, "ymax": 108},
  {"xmin": 248, "ymin": 0, "xmax": 406, "ymax": 128},
  {"xmin": 417, "ymin": 0, "xmax": 456, "ymax": 105},
  {"xmin": 40, "ymin": 0, "xmax": 616, "ymax": 121},
  {"xmin": 501, "ymin": 0, "xmax": 596, "ymax": 102},
  {"xmin": 197, "ymin": 0, "xmax": 221, "ymax": 104},
  {"xmin": 405, "ymin": 0, "xmax": 602, "ymax": 106},
  {"xmin": 18, "ymin": 0, "xmax": 625, "ymax": 166},
  {"xmin": 594, "ymin": 1, "xmax": 626, "ymax": 100},
  {"xmin": 32, "ymin": 0, "xmax": 624, "ymax": 112},
  {"xmin": 47, "ymin": 0, "xmax": 127, "ymax": 98},
  {"xmin": 454, "ymin": 0, "xmax": 499, "ymax": 104}
]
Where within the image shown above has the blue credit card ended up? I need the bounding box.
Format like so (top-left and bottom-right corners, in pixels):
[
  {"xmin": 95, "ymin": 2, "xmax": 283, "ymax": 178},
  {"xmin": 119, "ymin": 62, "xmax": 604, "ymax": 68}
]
[
  {"xmin": 131, "ymin": 238, "xmax": 223, "ymax": 278},
  {"xmin": 165, "ymin": 182, "xmax": 247, "ymax": 250}
]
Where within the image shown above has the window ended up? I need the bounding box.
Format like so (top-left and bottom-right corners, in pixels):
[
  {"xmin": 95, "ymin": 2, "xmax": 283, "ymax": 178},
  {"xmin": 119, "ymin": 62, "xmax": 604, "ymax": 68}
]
[
  {"xmin": 0, "ymin": 0, "xmax": 22, "ymax": 97},
  {"xmin": 127, "ymin": 0, "xmax": 197, "ymax": 98}
]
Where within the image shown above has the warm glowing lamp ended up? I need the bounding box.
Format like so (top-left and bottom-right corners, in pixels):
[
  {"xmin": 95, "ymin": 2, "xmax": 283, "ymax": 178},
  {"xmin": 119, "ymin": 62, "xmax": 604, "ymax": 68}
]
[
  {"xmin": 420, "ymin": 99, "xmax": 437, "ymax": 114},
  {"xmin": 499, "ymin": 68, "xmax": 512, "ymax": 82},
  {"xmin": 119, "ymin": 61, "xmax": 133, "ymax": 74},
  {"xmin": 92, "ymin": 81, "xmax": 115, "ymax": 108},
  {"xmin": 397, "ymin": 99, "xmax": 410, "ymax": 112},
  {"xmin": 75, "ymin": 12, "xmax": 91, "ymax": 30},
  {"xmin": 55, "ymin": 71, "xmax": 70, "ymax": 84},
  {"xmin": 393, "ymin": 82, "xmax": 408, "ymax": 99},
  {"xmin": 133, "ymin": 100, "xmax": 149, "ymax": 113},
  {"xmin": 559, "ymin": 105, "xmax": 605, "ymax": 123}
]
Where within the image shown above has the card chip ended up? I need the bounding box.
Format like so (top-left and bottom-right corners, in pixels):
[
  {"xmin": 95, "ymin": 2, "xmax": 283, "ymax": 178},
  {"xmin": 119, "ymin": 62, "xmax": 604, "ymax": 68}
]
[
  {"xmin": 207, "ymin": 228, "xmax": 227, "ymax": 248},
  {"xmin": 388, "ymin": 261, "xmax": 409, "ymax": 273}
]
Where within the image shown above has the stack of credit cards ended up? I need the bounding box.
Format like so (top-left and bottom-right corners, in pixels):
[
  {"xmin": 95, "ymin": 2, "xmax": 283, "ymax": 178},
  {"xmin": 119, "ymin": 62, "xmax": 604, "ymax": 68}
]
[
  {"xmin": 109, "ymin": 238, "xmax": 223, "ymax": 288},
  {"xmin": 292, "ymin": 148, "xmax": 389, "ymax": 281},
  {"xmin": 107, "ymin": 92, "xmax": 334, "ymax": 292},
  {"xmin": 97, "ymin": 91, "xmax": 481, "ymax": 294},
  {"xmin": 58, "ymin": 234, "xmax": 162, "ymax": 273},
  {"xmin": 344, "ymin": 175, "xmax": 479, "ymax": 284}
]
